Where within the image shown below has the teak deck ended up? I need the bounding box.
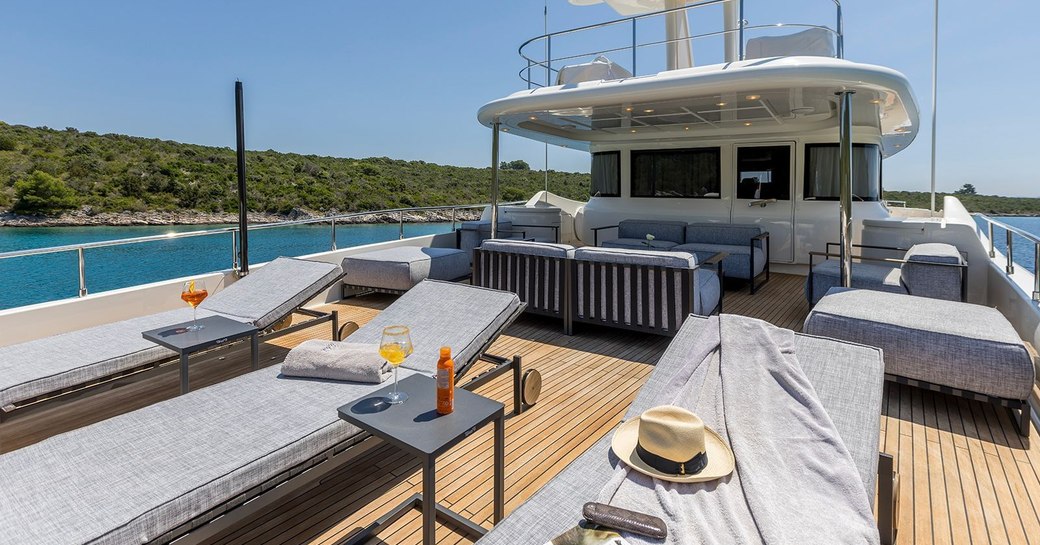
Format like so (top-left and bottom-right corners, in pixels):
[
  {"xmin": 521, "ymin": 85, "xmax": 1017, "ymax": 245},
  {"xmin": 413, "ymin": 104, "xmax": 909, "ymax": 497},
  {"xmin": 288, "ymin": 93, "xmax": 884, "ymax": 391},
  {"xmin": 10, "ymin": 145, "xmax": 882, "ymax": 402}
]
[{"xmin": 2, "ymin": 272, "xmax": 1038, "ymax": 545}]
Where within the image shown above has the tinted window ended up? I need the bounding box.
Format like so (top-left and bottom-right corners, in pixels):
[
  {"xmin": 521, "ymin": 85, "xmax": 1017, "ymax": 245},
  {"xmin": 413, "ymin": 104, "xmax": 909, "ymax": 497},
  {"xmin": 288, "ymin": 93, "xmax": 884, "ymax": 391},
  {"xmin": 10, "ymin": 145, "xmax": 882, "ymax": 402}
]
[
  {"xmin": 590, "ymin": 151, "xmax": 620, "ymax": 197},
  {"xmin": 737, "ymin": 146, "xmax": 791, "ymax": 200},
  {"xmin": 804, "ymin": 144, "xmax": 882, "ymax": 201},
  {"xmin": 631, "ymin": 148, "xmax": 720, "ymax": 198}
]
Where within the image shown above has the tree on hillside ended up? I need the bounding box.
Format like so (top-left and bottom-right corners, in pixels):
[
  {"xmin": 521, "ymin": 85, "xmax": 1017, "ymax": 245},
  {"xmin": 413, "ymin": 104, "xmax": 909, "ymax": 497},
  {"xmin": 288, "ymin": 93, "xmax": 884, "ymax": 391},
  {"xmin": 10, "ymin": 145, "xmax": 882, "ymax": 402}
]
[
  {"xmin": 500, "ymin": 160, "xmax": 530, "ymax": 171},
  {"xmin": 12, "ymin": 171, "xmax": 80, "ymax": 214},
  {"xmin": 954, "ymin": 183, "xmax": 977, "ymax": 196}
]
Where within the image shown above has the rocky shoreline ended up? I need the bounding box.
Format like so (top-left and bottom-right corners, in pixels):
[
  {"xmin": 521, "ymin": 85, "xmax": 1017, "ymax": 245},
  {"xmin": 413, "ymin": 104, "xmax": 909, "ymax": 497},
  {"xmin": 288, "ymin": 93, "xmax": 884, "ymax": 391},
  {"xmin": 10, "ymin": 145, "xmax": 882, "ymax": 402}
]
[{"xmin": 0, "ymin": 207, "xmax": 483, "ymax": 227}]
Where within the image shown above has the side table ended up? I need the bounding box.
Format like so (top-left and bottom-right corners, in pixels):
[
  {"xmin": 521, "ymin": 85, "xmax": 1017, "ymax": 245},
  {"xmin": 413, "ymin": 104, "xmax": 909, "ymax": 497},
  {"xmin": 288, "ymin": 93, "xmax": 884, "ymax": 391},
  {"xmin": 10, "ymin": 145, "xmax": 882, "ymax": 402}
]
[
  {"xmin": 142, "ymin": 315, "xmax": 259, "ymax": 394},
  {"xmin": 338, "ymin": 374, "xmax": 505, "ymax": 545}
]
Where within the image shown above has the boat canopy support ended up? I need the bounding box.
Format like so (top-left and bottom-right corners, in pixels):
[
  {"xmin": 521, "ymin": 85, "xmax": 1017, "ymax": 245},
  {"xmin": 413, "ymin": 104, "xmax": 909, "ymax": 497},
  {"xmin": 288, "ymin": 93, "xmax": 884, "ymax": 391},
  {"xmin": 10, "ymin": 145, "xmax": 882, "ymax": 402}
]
[
  {"xmin": 490, "ymin": 121, "xmax": 501, "ymax": 239},
  {"xmin": 837, "ymin": 89, "xmax": 855, "ymax": 287}
]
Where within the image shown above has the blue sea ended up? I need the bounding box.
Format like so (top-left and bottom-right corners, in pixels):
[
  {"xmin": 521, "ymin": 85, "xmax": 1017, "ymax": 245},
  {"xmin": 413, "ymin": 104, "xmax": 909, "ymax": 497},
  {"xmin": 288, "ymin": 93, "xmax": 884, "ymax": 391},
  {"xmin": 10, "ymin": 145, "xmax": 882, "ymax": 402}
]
[
  {"xmin": 1, "ymin": 217, "xmax": 1038, "ymax": 311},
  {"xmin": 0, "ymin": 222, "xmax": 454, "ymax": 310}
]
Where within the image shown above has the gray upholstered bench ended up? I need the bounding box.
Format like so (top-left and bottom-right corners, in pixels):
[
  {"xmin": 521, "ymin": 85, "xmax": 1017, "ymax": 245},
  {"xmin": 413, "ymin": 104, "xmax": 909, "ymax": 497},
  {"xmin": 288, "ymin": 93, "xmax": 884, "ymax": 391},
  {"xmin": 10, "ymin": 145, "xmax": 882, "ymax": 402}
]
[
  {"xmin": 593, "ymin": 219, "xmax": 687, "ymax": 250},
  {"xmin": 806, "ymin": 242, "xmax": 967, "ymax": 305},
  {"xmin": 804, "ymin": 288, "xmax": 1035, "ymax": 436},
  {"xmin": 341, "ymin": 246, "xmax": 470, "ymax": 295},
  {"xmin": 675, "ymin": 222, "xmax": 769, "ymax": 293}
]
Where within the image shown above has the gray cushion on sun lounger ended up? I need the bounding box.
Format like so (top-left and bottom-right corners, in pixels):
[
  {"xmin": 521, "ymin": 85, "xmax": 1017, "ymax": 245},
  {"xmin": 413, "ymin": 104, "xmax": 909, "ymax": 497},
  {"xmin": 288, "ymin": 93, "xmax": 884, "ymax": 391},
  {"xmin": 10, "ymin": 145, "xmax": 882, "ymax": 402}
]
[
  {"xmin": 346, "ymin": 280, "xmax": 522, "ymax": 375},
  {"xmin": 0, "ymin": 282, "xmax": 522, "ymax": 545},
  {"xmin": 474, "ymin": 316, "xmax": 884, "ymax": 544},
  {"xmin": 341, "ymin": 246, "xmax": 470, "ymax": 292},
  {"xmin": 479, "ymin": 239, "xmax": 575, "ymax": 258},
  {"xmin": 199, "ymin": 256, "xmax": 343, "ymax": 330},
  {"xmin": 0, "ymin": 256, "xmax": 342, "ymax": 411},
  {"xmin": 0, "ymin": 365, "xmax": 394, "ymax": 545},
  {"xmin": 805, "ymin": 288, "xmax": 1034, "ymax": 401}
]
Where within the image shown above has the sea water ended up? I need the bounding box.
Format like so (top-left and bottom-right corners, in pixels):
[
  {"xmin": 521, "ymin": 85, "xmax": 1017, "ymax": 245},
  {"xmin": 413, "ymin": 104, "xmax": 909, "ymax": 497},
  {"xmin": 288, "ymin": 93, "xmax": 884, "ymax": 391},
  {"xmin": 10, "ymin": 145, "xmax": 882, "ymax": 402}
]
[
  {"xmin": 0, "ymin": 222, "xmax": 453, "ymax": 310},
  {"xmin": 2, "ymin": 217, "xmax": 1039, "ymax": 312}
]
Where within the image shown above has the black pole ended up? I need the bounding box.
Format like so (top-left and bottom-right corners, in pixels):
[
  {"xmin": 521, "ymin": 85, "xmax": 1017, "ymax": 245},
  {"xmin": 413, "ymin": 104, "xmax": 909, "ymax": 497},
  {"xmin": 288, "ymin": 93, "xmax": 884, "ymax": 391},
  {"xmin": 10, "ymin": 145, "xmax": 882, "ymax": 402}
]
[{"xmin": 235, "ymin": 81, "xmax": 249, "ymax": 275}]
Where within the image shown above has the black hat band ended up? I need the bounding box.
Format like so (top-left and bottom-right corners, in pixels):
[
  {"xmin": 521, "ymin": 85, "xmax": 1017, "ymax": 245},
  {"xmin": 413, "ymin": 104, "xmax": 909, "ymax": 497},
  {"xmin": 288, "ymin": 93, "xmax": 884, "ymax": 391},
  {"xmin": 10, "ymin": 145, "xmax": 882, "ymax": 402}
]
[{"xmin": 635, "ymin": 441, "xmax": 707, "ymax": 476}]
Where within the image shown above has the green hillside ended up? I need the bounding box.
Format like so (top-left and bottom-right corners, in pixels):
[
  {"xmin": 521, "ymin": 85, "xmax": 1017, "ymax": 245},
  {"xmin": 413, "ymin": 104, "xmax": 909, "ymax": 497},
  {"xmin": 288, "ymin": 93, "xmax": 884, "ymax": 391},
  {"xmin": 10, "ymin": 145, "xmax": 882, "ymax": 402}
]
[
  {"xmin": 0, "ymin": 122, "xmax": 590, "ymax": 216},
  {"xmin": 881, "ymin": 190, "xmax": 1040, "ymax": 216}
]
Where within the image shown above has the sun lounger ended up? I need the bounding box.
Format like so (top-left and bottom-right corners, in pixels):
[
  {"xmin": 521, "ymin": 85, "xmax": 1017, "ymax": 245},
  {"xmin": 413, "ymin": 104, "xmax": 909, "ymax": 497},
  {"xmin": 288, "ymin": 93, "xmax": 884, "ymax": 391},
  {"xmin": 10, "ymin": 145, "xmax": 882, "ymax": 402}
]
[
  {"xmin": 0, "ymin": 256, "xmax": 345, "ymax": 421},
  {"xmin": 0, "ymin": 280, "xmax": 525, "ymax": 545},
  {"xmin": 475, "ymin": 314, "xmax": 895, "ymax": 544}
]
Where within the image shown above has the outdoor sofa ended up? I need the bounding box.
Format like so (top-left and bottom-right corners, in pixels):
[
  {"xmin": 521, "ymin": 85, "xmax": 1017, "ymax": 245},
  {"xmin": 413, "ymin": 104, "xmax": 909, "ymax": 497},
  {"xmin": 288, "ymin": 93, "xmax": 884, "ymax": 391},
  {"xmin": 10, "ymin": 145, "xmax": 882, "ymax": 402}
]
[
  {"xmin": 473, "ymin": 239, "xmax": 723, "ymax": 336},
  {"xmin": 475, "ymin": 314, "xmax": 897, "ymax": 544},
  {"xmin": 0, "ymin": 256, "xmax": 345, "ymax": 422},
  {"xmin": 805, "ymin": 287, "xmax": 1035, "ymax": 436},
  {"xmin": 806, "ymin": 242, "xmax": 967, "ymax": 305},
  {"xmin": 0, "ymin": 280, "xmax": 527, "ymax": 545},
  {"xmin": 593, "ymin": 219, "xmax": 770, "ymax": 293}
]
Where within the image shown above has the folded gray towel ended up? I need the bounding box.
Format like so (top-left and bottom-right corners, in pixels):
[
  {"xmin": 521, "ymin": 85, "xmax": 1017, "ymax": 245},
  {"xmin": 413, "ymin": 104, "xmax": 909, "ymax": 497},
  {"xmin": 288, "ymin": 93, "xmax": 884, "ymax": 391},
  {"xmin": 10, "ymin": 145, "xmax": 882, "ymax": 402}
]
[{"xmin": 281, "ymin": 341, "xmax": 390, "ymax": 383}]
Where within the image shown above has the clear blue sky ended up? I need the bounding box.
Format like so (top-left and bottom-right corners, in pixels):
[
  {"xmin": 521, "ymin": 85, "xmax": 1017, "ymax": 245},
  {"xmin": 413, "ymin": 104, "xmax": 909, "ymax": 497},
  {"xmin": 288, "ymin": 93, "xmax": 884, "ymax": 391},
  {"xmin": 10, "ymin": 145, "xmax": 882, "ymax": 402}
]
[{"xmin": 0, "ymin": 1, "xmax": 1035, "ymax": 196}]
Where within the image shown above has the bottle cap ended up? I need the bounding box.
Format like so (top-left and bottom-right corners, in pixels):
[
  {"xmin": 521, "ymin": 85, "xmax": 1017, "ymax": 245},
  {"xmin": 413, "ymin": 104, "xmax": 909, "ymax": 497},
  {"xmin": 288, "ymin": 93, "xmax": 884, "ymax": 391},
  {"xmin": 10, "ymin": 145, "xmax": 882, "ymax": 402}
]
[{"xmin": 440, "ymin": 346, "xmax": 451, "ymax": 357}]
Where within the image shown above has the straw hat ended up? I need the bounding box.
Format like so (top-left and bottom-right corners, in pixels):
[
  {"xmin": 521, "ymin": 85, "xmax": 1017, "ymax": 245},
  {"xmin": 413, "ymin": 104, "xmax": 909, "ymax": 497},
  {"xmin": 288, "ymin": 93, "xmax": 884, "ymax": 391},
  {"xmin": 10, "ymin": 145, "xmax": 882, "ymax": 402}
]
[{"xmin": 612, "ymin": 405, "xmax": 734, "ymax": 483}]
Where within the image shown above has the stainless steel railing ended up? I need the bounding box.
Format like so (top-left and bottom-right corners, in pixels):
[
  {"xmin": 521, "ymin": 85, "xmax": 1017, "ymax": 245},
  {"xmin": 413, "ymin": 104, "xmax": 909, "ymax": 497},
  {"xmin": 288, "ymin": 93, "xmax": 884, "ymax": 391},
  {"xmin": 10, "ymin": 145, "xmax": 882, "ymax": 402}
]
[
  {"xmin": 975, "ymin": 213, "xmax": 1040, "ymax": 302},
  {"xmin": 0, "ymin": 202, "xmax": 523, "ymax": 297},
  {"xmin": 518, "ymin": 0, "xmax": 843, "ymax": 88}
]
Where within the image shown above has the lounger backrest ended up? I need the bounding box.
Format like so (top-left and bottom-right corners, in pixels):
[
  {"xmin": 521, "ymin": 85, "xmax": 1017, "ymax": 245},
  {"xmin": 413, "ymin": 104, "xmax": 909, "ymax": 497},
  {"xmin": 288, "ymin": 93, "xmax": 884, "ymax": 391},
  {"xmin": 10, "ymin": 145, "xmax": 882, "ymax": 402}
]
[
  {"xmin": 685, "ymin": 222, "xmax": 761, "ymax": 246},
  {"xmin": 346, "ymin": 280, "xmax": 523, "ymax": 376},
  {"xmin": 199, "ymin": 257, "xmax": 343, "ymax": 329},
  {"xmin": 617, "ymin": 219, "xmax": 687, "ymax": 243}
]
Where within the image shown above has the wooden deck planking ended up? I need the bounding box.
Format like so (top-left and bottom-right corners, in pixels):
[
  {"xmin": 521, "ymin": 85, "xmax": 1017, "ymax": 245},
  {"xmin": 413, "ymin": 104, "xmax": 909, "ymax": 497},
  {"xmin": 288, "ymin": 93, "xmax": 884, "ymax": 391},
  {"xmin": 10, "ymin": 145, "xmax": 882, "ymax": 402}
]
[{"xmin": 3, "ymin": 272, "xmax": 1040, "ymax": 544}]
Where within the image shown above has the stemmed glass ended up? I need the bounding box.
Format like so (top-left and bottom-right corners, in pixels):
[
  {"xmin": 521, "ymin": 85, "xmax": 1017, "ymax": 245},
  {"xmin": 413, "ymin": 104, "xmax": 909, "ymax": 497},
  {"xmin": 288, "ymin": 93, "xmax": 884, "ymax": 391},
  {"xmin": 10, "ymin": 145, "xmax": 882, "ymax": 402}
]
[
  {"xmin": 180, "ymin": 279, "xmax": 209, "ymax": 331},
  {"xmin": 379, "ymin": 325, "xmax": 413, "ymax": 404}
]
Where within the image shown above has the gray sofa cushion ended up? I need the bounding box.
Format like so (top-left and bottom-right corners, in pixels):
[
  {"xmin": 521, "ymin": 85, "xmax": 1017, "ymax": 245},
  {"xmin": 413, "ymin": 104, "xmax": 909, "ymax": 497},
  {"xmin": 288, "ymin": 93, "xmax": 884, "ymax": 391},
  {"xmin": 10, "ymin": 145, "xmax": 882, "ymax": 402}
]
[
  {"xmin": 674, "ymin": 242, "xmax": 766, "ymax": 280},
  {"xmin": 804, "ymin": 288, "xmax": 1035, "ymax": 401},
  {"xmin": 346, "ymin": 280, "xmax": 523, "ymax": 375},
  {"xmin": 901, "ymin": 243, "xmax": 964, "ymax": 301},
  {"xmin": 616, "ymin": 219, "xmax": 687, "ymax": 244},
  {"xmin": 200, "ymin": 256, "xmax": 343, "ymax": 330},
  {"xmin": 573, "ymin": 247, "xmax": 697, "ymax": 268},
  {"xmin": 600, "ymin": 238, "xmax": 679, "ymax": 251},
  {"xmin": 474, "ymin": 316, "xmax": 883, "ymax": 545},
  {"xmin": 686, "ymin": 222, "xmax": 762, "ymax": 246},
  {"xmin": 806, "ymin": 259, "xmax": 905, "ymax": 305},
  {"xmin": 479, "ymin": 239, "xmax": 575, "ymax": 258},
  {"xmin": 0, "ymin": 281, "xmax": 522, "ymax": 545},
  {"xmin": 341, "ymin": 246, "xmax": 470, "ymax": 291}
]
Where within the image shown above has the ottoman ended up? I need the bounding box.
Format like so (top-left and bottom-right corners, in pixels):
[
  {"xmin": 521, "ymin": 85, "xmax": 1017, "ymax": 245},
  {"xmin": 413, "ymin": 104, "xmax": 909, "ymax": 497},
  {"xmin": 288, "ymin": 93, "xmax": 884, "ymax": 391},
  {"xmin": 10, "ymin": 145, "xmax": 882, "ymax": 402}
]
[
  {"xmin": 341, "ymin": 246, "xmax": 470, "ymax": 293},
  {"xmin": 804, "ymin": 287, "xmax": 1035, "ymax": 436}
]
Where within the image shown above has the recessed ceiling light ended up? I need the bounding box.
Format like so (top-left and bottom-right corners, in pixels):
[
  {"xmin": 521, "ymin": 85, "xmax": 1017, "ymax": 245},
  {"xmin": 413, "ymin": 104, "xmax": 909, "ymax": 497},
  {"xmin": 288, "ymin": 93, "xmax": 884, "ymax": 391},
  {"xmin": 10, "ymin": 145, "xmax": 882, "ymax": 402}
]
[
  {"xmin": 716, "ymin": 101, "xmax": 727, "ymax": 107},
  {"xmin": 869, "ymin": 99, "xmax": 881, "ymax": 104},
  {"xmin": 643, "ymin": 109, "xmax": 654, "ymax": 113},
  {"xmin": 502, "ymin": 127, "xmax": 510, "ymax": 132},
  {"xmin": 528, "ymin": 115, "xmax": 537, "ymax": 120},
  {"xmin": 625, "ymin": 107, "xmax": 633, "ymax": 112},
  {"xmin": 746, "ymin": 94, "xmax": 761, "ymax": 101},
  {"xmin": 894, "ymin": 144, "xmax": 902, "ymax": 148},
  {"xmin": 630, "ymin": 129, "xmax": 637, "ymax": 133},
  {"xmin": 744, "ymin": 122, "xmax": 753, "ymax": 126},
  {"xmin": 684, "ymin": 126, "xmax": 690, "ymax": 130}
]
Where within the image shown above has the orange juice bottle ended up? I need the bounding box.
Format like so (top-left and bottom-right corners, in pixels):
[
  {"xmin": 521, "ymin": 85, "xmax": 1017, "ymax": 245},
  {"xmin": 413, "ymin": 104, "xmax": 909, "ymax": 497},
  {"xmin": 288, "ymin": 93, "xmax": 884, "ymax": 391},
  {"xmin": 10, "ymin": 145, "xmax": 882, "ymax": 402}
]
[{"xmin": 436, "ymin": 347, "xmax": 454, "ymax": 415}]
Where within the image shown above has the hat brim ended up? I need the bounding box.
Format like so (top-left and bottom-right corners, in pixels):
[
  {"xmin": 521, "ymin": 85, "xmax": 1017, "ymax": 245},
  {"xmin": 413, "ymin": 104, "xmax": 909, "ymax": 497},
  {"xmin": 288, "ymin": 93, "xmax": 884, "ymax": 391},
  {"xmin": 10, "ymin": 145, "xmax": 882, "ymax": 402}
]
[{"xmin": 611, "ymin": 417, "xmax": 734, "ymax": 483}]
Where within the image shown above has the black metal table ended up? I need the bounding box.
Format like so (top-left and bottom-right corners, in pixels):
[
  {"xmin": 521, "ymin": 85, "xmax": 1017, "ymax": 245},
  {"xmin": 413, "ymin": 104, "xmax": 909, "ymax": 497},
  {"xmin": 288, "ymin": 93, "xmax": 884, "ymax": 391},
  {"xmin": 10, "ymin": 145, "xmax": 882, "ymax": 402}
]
[
  {"xmin": 142, "ymin": 315, "xmax": 259, "ymax": 394},
  {"xmin": 337, "ymin": 374, "xmax": 505, "ymax": 545}
]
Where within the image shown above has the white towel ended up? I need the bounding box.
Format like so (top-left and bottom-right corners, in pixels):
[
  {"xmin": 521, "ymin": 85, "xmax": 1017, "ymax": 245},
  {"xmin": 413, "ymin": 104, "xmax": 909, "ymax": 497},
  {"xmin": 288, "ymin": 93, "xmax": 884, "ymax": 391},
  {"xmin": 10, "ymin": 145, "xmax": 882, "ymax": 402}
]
[
  {"xmin": 598, "ymin": 315, "xmax": 878, "ymax": 544},
  {"xmin": 281, "ymin": 341, "xmax": 390, "ymax": 383}
]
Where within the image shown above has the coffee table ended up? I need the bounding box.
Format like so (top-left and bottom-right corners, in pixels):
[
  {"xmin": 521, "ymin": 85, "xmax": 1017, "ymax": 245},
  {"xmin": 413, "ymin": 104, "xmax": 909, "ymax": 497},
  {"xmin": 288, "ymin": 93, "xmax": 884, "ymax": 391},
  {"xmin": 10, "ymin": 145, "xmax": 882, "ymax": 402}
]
[
  {"xmin": 338, "ymin": 374, "xmax": 505, "ymax": 545},
  {"xmin": 142, "ymin": 315, "xmax": 259, "ymax": 394}
]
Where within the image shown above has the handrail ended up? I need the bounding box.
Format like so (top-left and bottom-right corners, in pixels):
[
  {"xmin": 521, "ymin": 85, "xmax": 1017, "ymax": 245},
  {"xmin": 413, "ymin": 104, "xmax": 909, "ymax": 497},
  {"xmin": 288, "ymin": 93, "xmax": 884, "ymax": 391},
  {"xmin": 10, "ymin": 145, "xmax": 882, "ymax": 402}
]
[
  {"xmin": 518, "ymin": 0, "xmax": 843, "ymax": 88},
  {"xmin": 0, "ymin": 201, "xmax": 524, "ymax": 298},
  {"xmin": 974, "ymin": 213, "xmax": 1040, "ymax": 302}
]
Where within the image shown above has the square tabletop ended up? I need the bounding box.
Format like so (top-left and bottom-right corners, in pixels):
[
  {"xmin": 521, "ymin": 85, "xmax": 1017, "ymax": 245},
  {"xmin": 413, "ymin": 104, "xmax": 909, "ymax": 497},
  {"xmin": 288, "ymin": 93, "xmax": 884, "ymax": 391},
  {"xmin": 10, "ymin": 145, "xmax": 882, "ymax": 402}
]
[
  {"xmin": 142, "ymin": 315, "xmax": 258, "ymax": 353},
  {"xmin": 338, "ymin": 374, "xmax": 504, "ymax": 457}
]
